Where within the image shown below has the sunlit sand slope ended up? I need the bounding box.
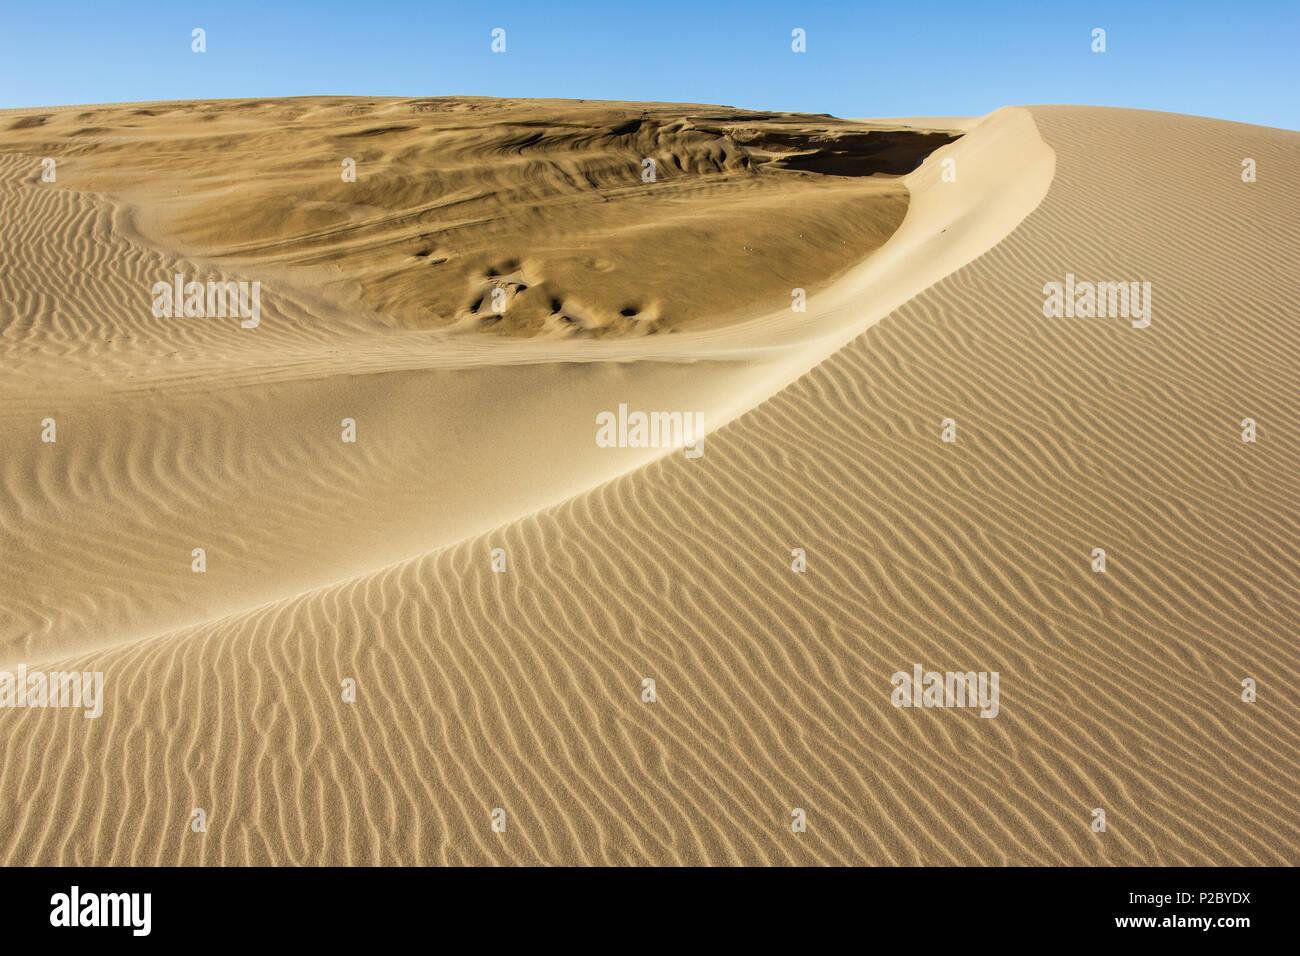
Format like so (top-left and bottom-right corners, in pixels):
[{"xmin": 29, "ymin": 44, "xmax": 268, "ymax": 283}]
[{"xmin": 0, "ymin": 104, "xmax": 1295, "ymax": 865}]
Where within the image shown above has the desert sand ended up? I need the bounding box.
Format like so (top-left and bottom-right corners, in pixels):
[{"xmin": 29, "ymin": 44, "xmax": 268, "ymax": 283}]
[{"xmin": 0, "ymin": 97, "xmax": 1296, "ymax": 864}]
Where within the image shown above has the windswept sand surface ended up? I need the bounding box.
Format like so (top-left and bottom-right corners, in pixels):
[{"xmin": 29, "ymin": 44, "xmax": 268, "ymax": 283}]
[
  {"xmin": 1, "ymin": 97, "xmax": 950, "ymax": 336},
  {"xmin": 0, "ymin": 98, "xmax": 1296, "ymax": 864}
]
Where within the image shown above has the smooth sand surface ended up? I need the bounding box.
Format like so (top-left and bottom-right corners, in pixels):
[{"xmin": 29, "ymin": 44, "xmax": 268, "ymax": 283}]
[{"xmin": 0, "ymin": 98, "xmax": 1296, "ymax": 864}]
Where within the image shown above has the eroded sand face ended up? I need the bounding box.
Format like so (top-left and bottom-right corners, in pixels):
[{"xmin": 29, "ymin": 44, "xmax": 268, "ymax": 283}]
[
  {"xmin": 3, "ymin": 96, "xmax": 954, "ymax": 336},
  {"xmin": 0, "ymin": 99, "xmax": 1296, "ymax": 865}
]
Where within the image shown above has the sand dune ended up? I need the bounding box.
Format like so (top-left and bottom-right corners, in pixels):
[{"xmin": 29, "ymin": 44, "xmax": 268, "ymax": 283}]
[
  {"xmin": 3, "ymin": 98, "xmax": 953, "ymax": 337},
  {"xmin": 0, "ymin": 98, "xmax": 1296, "ymax": 864}
]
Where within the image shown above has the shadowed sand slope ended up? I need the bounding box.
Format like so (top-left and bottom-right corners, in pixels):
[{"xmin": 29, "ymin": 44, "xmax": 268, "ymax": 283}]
[
  {"xmin": 0, "ymin": 102, "xmax": 1297, "ymax": 865},
  {"xmin": 2, "ymin": 97, "xmax": 953, "ymax": 336}
]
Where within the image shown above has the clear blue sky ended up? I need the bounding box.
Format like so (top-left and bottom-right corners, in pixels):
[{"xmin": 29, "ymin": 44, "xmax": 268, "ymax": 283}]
[{"xmin": 2, "ymin": 0, "xmax": 1296, "ymax": 129}]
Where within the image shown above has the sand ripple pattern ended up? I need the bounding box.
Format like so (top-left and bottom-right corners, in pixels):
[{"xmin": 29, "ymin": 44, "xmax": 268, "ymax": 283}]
[{"xmin": 0, "ymin": 108, "xmax": 1297, "ymax": 864}]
